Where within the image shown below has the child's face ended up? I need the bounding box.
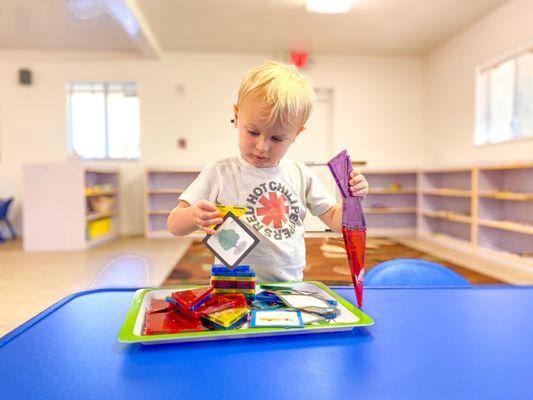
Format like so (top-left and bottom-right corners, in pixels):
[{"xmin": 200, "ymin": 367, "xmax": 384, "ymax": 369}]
[{"xmin": 233, "ymin": 93, "xmax": 304, "ymax": 168}]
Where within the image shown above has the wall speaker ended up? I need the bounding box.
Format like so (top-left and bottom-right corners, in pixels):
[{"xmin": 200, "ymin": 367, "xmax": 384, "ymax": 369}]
[{"xmin": 19, "ymin": 69, "xmax": 32, "ymax": 85}]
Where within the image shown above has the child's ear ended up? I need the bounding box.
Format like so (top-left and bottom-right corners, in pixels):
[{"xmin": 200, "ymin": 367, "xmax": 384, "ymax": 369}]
[{"xmin": 233, "ymin": 104, "xmax": 239, "ymax": 128}]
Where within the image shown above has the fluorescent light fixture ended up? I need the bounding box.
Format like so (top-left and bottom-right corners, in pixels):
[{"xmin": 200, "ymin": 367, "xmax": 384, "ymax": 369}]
[
  {"xmin": 306, "ymin": 0, "xmax": 355, "ymax": 14},
  {"xmin": 67, "ymin": 0, "xmax": 140, "ymax": 37},
  {"xmin": 68, "ymin": 0, "xmax": 107, "ymax": 19}
]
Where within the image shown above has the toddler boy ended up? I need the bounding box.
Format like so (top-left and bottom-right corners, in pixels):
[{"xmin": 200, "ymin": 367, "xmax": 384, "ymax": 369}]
[{"xmin": 168, "ymin": 61, "xmax": 368, "ymax": 281}]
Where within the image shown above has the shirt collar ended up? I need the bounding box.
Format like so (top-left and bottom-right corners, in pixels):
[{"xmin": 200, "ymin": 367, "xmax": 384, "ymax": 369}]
[{"xmin": 237, "ymin": 153, "xmax": 282, "ymax": 173}]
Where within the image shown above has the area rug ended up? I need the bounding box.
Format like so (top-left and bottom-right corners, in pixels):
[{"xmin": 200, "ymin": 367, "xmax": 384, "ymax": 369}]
[{"xmin": 163, "ymin": 237, "xmax": 503, "ymax": 286}]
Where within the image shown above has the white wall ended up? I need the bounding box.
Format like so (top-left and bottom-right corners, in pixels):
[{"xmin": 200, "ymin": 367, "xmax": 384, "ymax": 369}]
[
  {"xmin": 423, "ymin": 0, "xmax": 533, "ymax": 165},
  {"xmin": 0, "ymin": 50, "xmax": 424, "ymax": 236}
]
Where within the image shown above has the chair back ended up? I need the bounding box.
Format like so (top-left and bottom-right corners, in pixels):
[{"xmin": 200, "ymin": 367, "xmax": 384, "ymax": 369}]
[
  {"xmin": 0, "ymin": 198, "xmax": 13, "ymax": 219},
  {"xmin": 365, "ymin": 258, "xmax": 471, "ymax": 287}
]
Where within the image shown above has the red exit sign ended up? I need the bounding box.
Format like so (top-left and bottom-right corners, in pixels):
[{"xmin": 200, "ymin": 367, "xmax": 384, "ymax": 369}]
[{"xmin": 290, "ymin": 51, "xmax": 309, "ymax": 68}]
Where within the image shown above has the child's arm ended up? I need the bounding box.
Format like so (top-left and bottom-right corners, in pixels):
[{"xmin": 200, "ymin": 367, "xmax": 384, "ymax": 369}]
[
  {"xmin": 167, "ymin": 200, "xmax": 223, "ymax": 236},
  {"xmin": 318, "ymin": 169, "xmax": 369, "ymax": 232},
  {"xmin": 318, "ymin": 203, "xmax": 343, "ymax": 232}
]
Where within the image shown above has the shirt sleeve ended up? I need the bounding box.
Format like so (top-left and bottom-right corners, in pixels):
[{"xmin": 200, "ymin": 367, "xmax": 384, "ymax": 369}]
[
  {"xmin": 179, "ymin": 162, "xmax": 220, "ymax": 206},
  {"xmin": 301, "ymin": 164, "xmax": 337, "ymax": 216}
]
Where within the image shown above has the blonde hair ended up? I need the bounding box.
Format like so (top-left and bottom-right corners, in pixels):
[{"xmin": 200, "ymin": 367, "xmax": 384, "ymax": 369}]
[{"xmin": 237, "ymin": 61, "xmax": 315, "ymax": 125}]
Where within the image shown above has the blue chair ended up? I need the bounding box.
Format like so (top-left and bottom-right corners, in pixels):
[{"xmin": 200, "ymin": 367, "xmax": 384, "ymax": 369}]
[
  {"xmin": 0, "ymin": 198, "xmax": 16, "ymax": 242},
  {"xmin": 365, "ymin": 258, "xmax": 471, "ymax": 287},
  {"xmin": 91, "ymin": 255, "xmax": 150, "ymax": 289}
]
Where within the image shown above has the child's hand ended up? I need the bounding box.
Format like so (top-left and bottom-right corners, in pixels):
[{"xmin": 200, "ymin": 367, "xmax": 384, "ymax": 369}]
[
  {"xmin": 349, "ymin": 169, "xmax": 369, "ymax": 197},
  {"xmin": 190, "ymin": 200, "xmax": 223, "ymax": 234}
]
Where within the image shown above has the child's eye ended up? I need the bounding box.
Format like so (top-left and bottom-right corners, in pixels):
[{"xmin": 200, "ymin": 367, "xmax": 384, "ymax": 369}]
[
  {"xmin": 272, "ymin": 137, "xmax": 283, "ymax": 142},
  {"xmin": 248, "ymin": 131, "xmax": 259, "ymax": 136}
]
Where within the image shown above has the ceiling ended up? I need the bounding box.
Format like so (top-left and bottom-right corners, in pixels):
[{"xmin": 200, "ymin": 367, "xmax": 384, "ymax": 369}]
[
  {"xmin": 0, "ymin": 0, "xmax": 136, "ymax": 52},
  {"xmin": 0, "ymin": 0, "xmax": 509, "ymax": 57}
]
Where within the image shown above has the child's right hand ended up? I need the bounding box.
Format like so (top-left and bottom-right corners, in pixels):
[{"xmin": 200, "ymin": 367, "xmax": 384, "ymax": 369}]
[{"xmin": 190, "ymin": 200, "xmax": 223, "ymax": 234}]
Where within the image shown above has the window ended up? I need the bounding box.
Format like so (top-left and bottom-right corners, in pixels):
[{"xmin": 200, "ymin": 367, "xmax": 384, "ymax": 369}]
[
  {"xmin": 67, "ymin": 82, "xmax": 140, "ymax": 159},
  {"xmin": 475, "ymin": 50, "xmax": 533, "ymax": 145}
]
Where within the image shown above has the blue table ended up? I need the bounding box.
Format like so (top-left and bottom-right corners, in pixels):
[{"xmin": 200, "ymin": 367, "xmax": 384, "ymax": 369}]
[{"xmin": 1, "ymin": 286, "xmax": 533, "ymax": 399}]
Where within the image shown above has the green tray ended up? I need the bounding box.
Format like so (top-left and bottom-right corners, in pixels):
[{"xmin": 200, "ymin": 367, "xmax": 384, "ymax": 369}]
[{"xmin": 118, "ymin": 281, "xmax": 374, "ymax": 345}]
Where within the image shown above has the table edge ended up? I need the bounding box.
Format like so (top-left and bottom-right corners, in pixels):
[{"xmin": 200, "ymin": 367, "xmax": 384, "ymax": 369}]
[
  {"xmin": 0, "ymin": 287, "xmax": 141, "ymax": 348},
  {"xmin": 2, "ymin": 284, "xmax": 529, "ymax": 348}
]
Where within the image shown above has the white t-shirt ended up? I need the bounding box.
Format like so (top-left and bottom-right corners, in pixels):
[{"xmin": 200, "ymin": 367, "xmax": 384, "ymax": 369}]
[{"xmin": 179, "ymin": 154, "xmax": 336, "ymax": 282}]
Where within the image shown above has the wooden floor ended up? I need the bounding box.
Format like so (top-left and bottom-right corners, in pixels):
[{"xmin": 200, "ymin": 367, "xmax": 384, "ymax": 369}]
[
  {"xmin": 164, "ymin": 237, "xmax": 505, "ymax": 286},
  {"xmin": 0, "ymin": 237, "xmax": 191, "ymax": 337},
  {"xmin": 1, "ymin": 235, "xmax": 532, "ymax": 338},
  {"xmin": 394, "ymin": 237, "xmax": 533, "ymax": 285}
]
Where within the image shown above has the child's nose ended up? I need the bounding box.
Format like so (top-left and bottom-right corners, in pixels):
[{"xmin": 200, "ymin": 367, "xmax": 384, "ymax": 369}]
[{"xmin": 256, "ymin": 137, "xmax": 269, "ymax": 152}]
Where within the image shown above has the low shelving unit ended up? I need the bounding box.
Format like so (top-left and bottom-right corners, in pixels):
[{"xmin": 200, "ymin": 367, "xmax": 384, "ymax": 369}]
[
  {"xmin": 23, "ymin": 163, "xmax": 120, "ymax": 251},
  {"xmin": 475, "ymin": 162, "xmax": 533, "ymax": 264},
  {"xmin": 417, "ymin": 167, "xmax": 473, "ymax": 249},
  {"xmin": 144, "ymin": 168, "xmax": 201, "ymax": 238},
  {"xmin": 143, "ymin": 161, "xmax": 532, "ymax": 268},
  {"xmin": 416, "ymin": 162, "xmax": 533, "ymax": 266},
  {"xmin": 362, "ymin": 169, "xmax": 418, "ymax": 237}
]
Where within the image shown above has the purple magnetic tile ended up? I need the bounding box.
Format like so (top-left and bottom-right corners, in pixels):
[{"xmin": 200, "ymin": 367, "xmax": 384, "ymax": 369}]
[
  {"xmin": 327, "ymin": 150, "xmax": 350, "ymax": 198},
  {"xmin": 327, "ymin": 149, "xmax": 366, "ymax": 229},
  {"xmin": 343, "ymin": 195, "xmax": 366, "ymax": 229}
]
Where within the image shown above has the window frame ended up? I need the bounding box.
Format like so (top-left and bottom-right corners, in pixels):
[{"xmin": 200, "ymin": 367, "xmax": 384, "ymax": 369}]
[
  {"xmin": 67, "ymin": 81, "xmax": 140, "ymax": 161},
  {"xmin": 475, "ymin": 43, "xmax": 533, "ymax": 147}
]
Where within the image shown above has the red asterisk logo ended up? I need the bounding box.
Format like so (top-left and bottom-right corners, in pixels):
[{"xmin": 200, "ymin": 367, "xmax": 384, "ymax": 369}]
[{"xmin": 256, "ymin": 192, "xmax": 289, "ymax": 229}]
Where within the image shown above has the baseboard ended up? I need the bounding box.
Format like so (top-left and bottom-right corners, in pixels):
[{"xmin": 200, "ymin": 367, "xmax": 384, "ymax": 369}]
[{"xmin": 394, "ymin": 236, "xmax": 533, "ymax": 285}]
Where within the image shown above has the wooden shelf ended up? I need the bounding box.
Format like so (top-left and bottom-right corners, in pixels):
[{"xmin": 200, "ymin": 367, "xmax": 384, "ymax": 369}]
[
  {"xmin": 146, "ymin": 189, "xmax": 184, "ymax": 195},
  {"xmin": 420, "ymin": 167, "xmax": 471, "ymax": 173},
  {"xmin": 478, "ymin": 219, "xmax": 533, "ymax": 235},
  {"xmin": 85, "ymin": 168, "xmax": 118, "ymax": 174},
  {"xmin": 478, "ymin": 191, "xmax": 533, "ymax": 201},
  {"xmin": 362, "ymin": 169, "xmax": 418, "ymax": 174},
  {"xmin": 421, "ymin": 210, "xmax": 472, "ymax": 224},
  {"xmin": 146, "ymin": 168, "xmax": 202, "ymax": 174},
  {"xmin": 146, "ymin": 230, "xmax": 204, "ymax": 238},
  {"xmin": 86, "ymin": 232, "xmax": 119, "ymax": 248},
  {"xmin": 421, "ymin": 188, "xmax": 471, "ymax": 197},
  {"xmin": 364, "ymin": 207, "xmax": 416, "ymax": 214},
  {"xmin": 367, "ymin": 227, "xmax": 417, "ymax": 237},
  {"xmin": 368, "ymin": 188, "xmax": 417, "ymax": 195},
  {"xmin": 86, "ymin": 210, "xmax": 117, "ymax": 221},
  {"xmin": 477, "ymin": 162, "xmax": 533, "ymax": 171},
  {"xmin": 85, "ymin": 189, "xmax": 118, "ymax": 197}
]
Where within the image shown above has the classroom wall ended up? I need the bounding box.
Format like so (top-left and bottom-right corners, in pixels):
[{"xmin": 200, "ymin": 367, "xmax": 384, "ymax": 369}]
[
  {"xmin": 422, "ymin": 0, "xmax": 533, "ymax": 165},
  {"xmin": 0, "ymin": 50, "xmax": 424, "ymax": 236}
]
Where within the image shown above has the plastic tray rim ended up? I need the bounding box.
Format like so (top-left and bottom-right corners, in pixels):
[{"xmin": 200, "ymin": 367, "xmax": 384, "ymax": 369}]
[{"xmin": 117, "ymin": 281, "xmax": 374, "ymax": 344}]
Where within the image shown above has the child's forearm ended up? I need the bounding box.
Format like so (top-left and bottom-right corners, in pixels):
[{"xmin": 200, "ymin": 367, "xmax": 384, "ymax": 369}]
[
  {"xmin": 167, "ymin": 206, "xmax": 196, "ymax": 236},
  {"xmin": 329, "ymin": 203, "xmax": 344, "ymax": 232},
  {"xmin": 319, "ymin": 203, "xmax": 344, "ymax": 233}
]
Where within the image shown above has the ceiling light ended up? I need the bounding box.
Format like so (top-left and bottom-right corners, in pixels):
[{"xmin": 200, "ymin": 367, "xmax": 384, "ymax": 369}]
[
  {"xmin": 67, "ymin": 0, "xmax": 140, "ymax": 36},
  {"xmin": 67, "ymin": 0, "xmax": 106, "ymax": 20},
  {"xmin": 306, "ymin": 0, "xmax": 355, "ymax": 14}
]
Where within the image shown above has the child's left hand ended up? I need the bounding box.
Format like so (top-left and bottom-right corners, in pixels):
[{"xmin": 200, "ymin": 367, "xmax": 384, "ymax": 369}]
[{"xmin": 349, "ymin": 169, "xmax": 369, "ymax": 196}]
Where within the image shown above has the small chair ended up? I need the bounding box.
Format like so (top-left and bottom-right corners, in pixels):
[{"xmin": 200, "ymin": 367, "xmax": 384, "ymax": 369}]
[
  {"xmin": 0, "ymin": 198, "xmax": 16, "ymax": 242},
  {"xmin": 91, "ymin": 255, "xmax": 151, "ymax": 289},
  {"xmin": 365, "ymin": 258, "xmax": 471, "ymax": 287}
]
